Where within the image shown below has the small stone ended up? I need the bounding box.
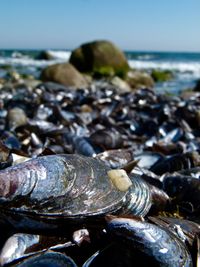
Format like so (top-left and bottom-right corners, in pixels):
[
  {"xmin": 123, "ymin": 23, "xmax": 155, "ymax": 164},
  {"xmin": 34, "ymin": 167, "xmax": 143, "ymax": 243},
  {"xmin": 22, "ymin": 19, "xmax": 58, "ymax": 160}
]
[
  {"xmin": 111, "ymin": 76, "xmax": 131, "ymax": 92},
  {"xmin": 7, "ymin": 107, "xmax": 28, "ymax": 130},
  {"xmin": 40, "ymin": 63, "xmax": 89, "ymax": 88},
  {"xmin": 126, "ymin": 70, "xmax": 154, "ymax": 90},
  {"xmin": 80, "ymin": 104, "xmax": 93, "ymax": 113}
]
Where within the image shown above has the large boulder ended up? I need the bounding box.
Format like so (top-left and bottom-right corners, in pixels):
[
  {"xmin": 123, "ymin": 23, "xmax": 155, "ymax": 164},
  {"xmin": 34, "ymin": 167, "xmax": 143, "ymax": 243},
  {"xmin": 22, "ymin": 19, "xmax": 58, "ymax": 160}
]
[
  {"xmin": 69, "ymin": 40, "xmax": 129, "ymax": 79},
  {"xmin": 126, "ymin": 70, "xmax": 154, "ymax": 90},
  {"xmin": 40, "ymin": 63, "xmax": 89, "ymax": 88}
]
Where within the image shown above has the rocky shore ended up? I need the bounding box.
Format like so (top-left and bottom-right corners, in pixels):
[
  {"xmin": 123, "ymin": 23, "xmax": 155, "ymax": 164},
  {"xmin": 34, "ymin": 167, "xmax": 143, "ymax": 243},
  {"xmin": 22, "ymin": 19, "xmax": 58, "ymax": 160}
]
[
  {"xmin": 0, "ymin": 40, "xmax": 200, "ymax": 266},
  {"xmin": 1, "ymin": 40, "xmax": 199, "ymax": 95},
  {"xmin": 0, "ymin": 41, "xmax": 200, "ymax": 161}
]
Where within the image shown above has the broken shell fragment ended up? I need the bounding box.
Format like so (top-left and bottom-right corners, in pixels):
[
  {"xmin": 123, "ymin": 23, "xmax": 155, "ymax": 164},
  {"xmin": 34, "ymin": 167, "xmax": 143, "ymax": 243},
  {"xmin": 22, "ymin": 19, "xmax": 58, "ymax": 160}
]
[{"xmin": 107, "ymin": 169, "xmax": 132, "ymax": 192}]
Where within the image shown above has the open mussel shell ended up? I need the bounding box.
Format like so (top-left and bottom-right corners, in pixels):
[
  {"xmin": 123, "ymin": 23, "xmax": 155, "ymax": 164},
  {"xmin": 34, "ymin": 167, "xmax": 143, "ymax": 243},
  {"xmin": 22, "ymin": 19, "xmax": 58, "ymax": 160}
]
[
  {"xmin": 0, "ymin": 154, "xmax": 155, "ymax": 234},
  {"xmin": 13, "ymin": 251, "xmax": 77, "ymax": 267},
  {"xmin": 106, "ymin": 216, "xmax": 193, "ymax": 267}
]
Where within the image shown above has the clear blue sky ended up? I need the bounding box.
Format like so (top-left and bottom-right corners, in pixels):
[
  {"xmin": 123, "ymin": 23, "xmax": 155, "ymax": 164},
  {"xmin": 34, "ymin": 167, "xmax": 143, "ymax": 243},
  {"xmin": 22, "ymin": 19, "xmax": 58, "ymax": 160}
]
[{"xmin": 0, "ymin": 0, "xmax": 199, "ymax": 51}]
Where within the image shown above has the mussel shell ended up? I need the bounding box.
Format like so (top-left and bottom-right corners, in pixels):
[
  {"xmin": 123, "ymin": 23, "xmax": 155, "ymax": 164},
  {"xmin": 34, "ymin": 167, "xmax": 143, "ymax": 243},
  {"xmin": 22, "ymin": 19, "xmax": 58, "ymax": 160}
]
[
  {"xmin": 0, "ymin": 140, "xmax": 13, "ymax": 170},
  {"xmin": 134, "ymin": 152, "xmax": 163, "ymax": 169},
  {"xmin": 127, "ymin": 174, "xmax": 152, "ymax": 217},
  {"xmin": 163, "ymin": 175, "xmax": 200, "ymax": 212},
  {"xmin": 90, "ymin": 129, "xmax": 123, "ymax": 150},
  {"xmin": 107, "ymin": 216, "xmax": 193, "ymax": 267},
  {"xmin": 64, "ymin": 133, "xmax": 96, "ymax": 156},
  {"xmin": 0, "ymin": 234, "xmax": 40, "ymax": 266},
  {"xmin": 179, "ymin": 167, "xmax": 200, "ymax": 179},
  {"xmin": 149, "ymin": 216, "xmax": 200, "ymax": 247},
  {"xmin": 0, "ymin": 233, "xmax": 73, "ymax": 266},
  {"xmin": 83, "ymin": 243, "xmax": 149, "ymax": 267},
  {"xmin": 150, "ymin": 152, "xmax": 199, "ymax": 175},
  {"xmin": 95, "ymin": 148, "xmax": 134, "ymax": 169},
  {"xmin": 14, "ymin": 252, "xmax": 77, "ymax": 267},
  {"xmin": 0, "ymin": 154, "xmax": 130, "ymax": 232}
]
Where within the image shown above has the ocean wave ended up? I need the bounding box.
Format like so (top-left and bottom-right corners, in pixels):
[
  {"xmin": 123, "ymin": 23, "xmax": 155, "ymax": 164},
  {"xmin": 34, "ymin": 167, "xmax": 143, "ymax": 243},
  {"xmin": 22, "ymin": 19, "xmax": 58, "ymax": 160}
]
[
  {"xmin": 128, "ymin": 60, "xmax": 200, "ymax": 78},
  {"xmin": 45, "ymin": 50, "xmax": 71, "ymax": 60},
  {"xmin": 0, "ymin": 51, "xmax": 200, "ymax": 81},
  {"xmin": 136, "ymin": 54, "xmax": 156, "ymax": 60},
  {"xmin": 0, "ymin": 50, "xmax": 71, "ymax": 67},
  {"xmin": 11, "ymin": 51, "xmax": 30, "ymax": 59},
  {"xmin": 0, "ymin": 57, "xmax": 67, "ymax": 67}
]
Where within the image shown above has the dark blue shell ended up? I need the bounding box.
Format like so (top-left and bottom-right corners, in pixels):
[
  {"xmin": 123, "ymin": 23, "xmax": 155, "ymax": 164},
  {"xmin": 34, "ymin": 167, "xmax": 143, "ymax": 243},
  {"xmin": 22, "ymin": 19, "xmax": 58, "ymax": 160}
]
[
  {"xmin": 107, "ymin": 217, "xmax": 193, "ymax": 267},
  {"xmin": 15, "ymin": 252, "xmax": 77, "ymax": 267}
]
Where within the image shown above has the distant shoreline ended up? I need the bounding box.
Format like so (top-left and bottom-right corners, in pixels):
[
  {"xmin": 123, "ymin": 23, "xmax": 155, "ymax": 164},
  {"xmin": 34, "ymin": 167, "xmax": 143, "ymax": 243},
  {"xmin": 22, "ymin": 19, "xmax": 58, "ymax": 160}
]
[{"xmin": 0, "ymin": 49, "xmax": 200, "ymax": 94}]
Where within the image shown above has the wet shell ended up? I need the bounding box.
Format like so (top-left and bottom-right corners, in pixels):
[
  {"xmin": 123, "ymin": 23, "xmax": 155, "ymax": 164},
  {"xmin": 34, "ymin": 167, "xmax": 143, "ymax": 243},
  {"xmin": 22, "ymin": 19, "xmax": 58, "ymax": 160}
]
[
  {"xmin": 0, "ymin": 154, "xmax": 124, "ymax": 231},
  {"xmin": 83, "ymin": 243, "xmax": 140, "ymax": 267},
  {"xmin": 107, "ymin": 216, "xmax": 193, "ymax": 267},
  {"xmin": 90, "ymin": 129, "xmax": 123, "ymax": 150},
  {"xmin": 14, "ymin": 252, "xmax": 77, "ymax": 267},
  {"xmin": 150, "ymin": 152, "xmax": 200, "ymax": 175},
  {"xmin": 0, "ymin": 233, "xmax": 73, "ymax": 266},
  {"xmin": 0, "ymin": 234, "xmax": 40, "ymax": 266},
  {"xmin": 163, "ymin": 175, "xmax": 200, "ymax": 213},
  {"xmin": 0, "ymin": 154, "xmax": 152, "ymax": 233},
  {"xmin": 149, "ymin": 216, "xmax": 200, "ymax": 247}
]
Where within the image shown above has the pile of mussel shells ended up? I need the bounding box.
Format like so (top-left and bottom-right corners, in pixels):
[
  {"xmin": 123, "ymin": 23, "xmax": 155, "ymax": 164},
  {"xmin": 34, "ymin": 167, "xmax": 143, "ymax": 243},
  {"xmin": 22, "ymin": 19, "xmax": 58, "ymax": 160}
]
[{"xmin": 1, "ymin": 80, "xmax": 200, "ymax": 266}]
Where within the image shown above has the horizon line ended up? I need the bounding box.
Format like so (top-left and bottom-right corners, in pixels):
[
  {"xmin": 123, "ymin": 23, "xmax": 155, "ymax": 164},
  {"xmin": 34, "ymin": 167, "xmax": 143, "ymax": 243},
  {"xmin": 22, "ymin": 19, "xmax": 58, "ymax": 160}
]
[{"xmin": 0, "ymin": 47, "xmax": 200, "ymax": 54}]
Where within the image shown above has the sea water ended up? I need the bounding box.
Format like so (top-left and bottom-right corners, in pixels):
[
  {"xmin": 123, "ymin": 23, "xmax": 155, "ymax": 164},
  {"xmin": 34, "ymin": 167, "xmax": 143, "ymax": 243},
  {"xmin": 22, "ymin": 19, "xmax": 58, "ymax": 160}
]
[{"xmin": 0, "ymin": 49, "xmax": 200, "ymax": 94}]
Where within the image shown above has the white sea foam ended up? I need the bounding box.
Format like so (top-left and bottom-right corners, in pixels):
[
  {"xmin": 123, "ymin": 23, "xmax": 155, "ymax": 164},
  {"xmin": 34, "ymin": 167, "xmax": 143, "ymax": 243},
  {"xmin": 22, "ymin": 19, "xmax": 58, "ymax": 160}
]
[
  {"xmin": 45, "ymin": 50, "xmax": 71, "ymax": 60},
  {"xmin": 0, "ymin": 57, "xmax": 66, "ymax": 67},
  {"xmin": 11, "ymin": 51, "xmax": 29, "ymax": 58},
  {"xmin": 0, "ymin": 50, "xmax": 71, "ymax": 67},
  {"xmin": 128, "ymin": 60, "xmax": 200, "ymax": 78}
]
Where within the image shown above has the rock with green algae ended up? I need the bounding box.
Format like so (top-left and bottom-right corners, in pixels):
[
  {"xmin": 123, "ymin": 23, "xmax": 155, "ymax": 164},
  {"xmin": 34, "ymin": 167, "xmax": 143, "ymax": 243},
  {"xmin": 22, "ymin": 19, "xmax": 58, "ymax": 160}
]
[
  {"xmin": 69, "ymin": 40, "xmax": 129, "ymax": 79},
  {"xmin": 40, "ymin": 62, "xmax": 89, "ymax": 88},
  {"xmin": 0, "ymin": 65, "xmax": 13, "ymax": 70},
  {"xmin": 151, "ymin": 70, "xmax": 174, "ymax": 82}
]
